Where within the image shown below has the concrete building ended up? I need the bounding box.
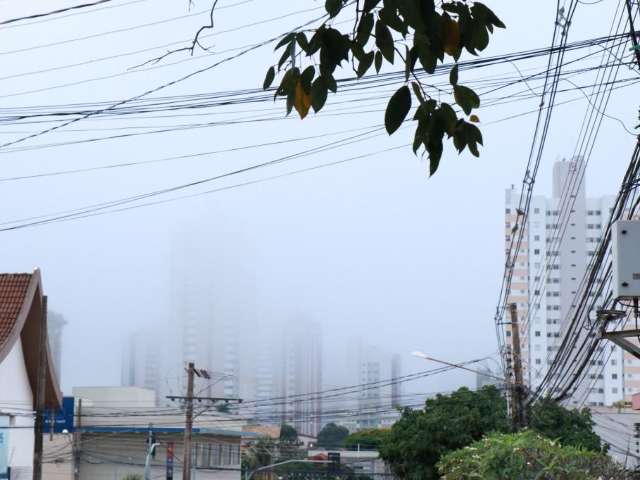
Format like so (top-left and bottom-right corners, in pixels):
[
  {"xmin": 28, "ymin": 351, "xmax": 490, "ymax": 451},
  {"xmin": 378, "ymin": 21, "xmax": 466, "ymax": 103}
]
[
  {"xmin": 0, "ymin": 271, "xmax": 62, "ymax": 480},
  {"xmin": 352, "ymin": 344, "xmax": 399, "ymax": 429},
  {"xmin": 121, "ymin": 330, "xmax": 162, "ymax": 401},
  {"xmin": 280, "ymin": 319, "xmax": 323, "ymax": 437},
  {"xmin": 43, "ymin": 386, "xmax": 247, "ymax": 480},
  {"xmin": 504, "ymin": 157, "xmax": 623, "ymax": 406}
]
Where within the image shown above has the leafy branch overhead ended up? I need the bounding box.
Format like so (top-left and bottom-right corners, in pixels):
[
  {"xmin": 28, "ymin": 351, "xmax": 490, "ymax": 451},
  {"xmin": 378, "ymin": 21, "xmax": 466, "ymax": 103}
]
[{"xmin": 263, "ymin": 0, "xmax": 504, "ymax": 175}]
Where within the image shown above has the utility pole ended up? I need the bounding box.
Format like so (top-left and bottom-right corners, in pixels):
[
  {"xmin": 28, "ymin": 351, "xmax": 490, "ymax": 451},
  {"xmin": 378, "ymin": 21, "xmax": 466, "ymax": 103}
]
[
  {"xmin": 73, "ymin": 399, "xmax": 82, "ymax": 480},
  {"xmin": 182, "ymin": 362, "xmax": 195, "ymax": 480},
  {"xmin": 509, "ymin": 303, "xmax": 525, "ymax": 429},
  {"xmin": 32, "ymin": 296, "xmax": 48, "ymax": 480}
]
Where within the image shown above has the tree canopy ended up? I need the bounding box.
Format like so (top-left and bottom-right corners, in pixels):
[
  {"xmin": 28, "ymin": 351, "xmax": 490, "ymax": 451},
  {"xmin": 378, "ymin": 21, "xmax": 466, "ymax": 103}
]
[
  {"xmin": 343, "ymin": 428, "xmax": 390, "ymax": 450},
  {"xmin": 265, "ymin": 0, "xmax": 505, "ymax": 175},
  {"xmin": 317, "ymin": 422, "xmax": 350, "ymax": 448},
  {"xmin": 377, "ymin": 387, "xmax": 606, "ymax": 479},
  {"xmin": 438, "ymin": 431, "xmax": 625, "ymax": 480},
  {"xmin": 279, "ymin": 423, "xmax": 299, "ymax": 444},
  {"xmin": 528, "ymin": 397, "xmax": 602, "ymax": 452},
  {"xmin": 378, "ymin": 386, "xmax": 509, "ymax": 479}
]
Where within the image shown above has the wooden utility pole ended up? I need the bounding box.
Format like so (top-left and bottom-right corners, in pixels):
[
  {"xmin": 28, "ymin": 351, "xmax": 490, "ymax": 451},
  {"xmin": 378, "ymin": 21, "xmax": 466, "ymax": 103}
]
[
  {"xmin": 32, "ymin": 296, "xmax": 48, "ymax": 480},
  {"xmin": 73, "ymin": 399, "xmax": 82, "ymax": 480},
  {"xmin": 509, "ymin": 303, "xmax": 525, "ymax": 429},
  {"xmin": 182, "ymin": 362, "xmax": 195, "ymax": 480}
]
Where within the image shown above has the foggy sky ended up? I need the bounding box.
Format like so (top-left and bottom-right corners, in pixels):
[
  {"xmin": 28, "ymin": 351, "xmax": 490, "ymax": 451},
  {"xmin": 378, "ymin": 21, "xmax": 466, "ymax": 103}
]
[{"xmin": 0, "ymin": 0, "xmax": 636, "ymax": 396}]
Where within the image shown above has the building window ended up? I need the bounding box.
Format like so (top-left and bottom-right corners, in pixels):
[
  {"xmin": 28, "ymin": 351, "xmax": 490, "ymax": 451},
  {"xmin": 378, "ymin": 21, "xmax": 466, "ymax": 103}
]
[
  {"xmin": 506, "ymin": 208, "xmax": 511, "ymax": 214},
  {"xmin": 535, "ymin": 331, "xmax": 541, "ymax": 337}
]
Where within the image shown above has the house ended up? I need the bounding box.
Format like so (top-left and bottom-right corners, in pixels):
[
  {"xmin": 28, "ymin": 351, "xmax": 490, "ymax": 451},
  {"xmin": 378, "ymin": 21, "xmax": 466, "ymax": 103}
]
[
  {"xmin": 0, "ymin": 270, "xmax": 62, "ymax": 479},
  {"xmin": 43, "ymin": 386, "xmax": 250, "ymax": 480}
]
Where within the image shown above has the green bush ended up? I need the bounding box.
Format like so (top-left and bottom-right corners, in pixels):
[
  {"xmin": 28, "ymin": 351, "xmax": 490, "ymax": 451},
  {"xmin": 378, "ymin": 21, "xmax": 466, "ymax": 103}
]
[
  {"xmin": 437, "ymin": 430, "xmax": 625, "ymax": 480},
  {"xmin": 121, "ymin": 475, "xmax": 143, "ymax": 480}
]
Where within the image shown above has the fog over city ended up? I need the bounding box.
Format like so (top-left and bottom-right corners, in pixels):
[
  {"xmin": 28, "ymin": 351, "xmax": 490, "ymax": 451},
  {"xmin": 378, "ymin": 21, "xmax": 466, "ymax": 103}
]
[{"xmin": 0, "ymin": 0, "xmax": 635, "ymax": 401}]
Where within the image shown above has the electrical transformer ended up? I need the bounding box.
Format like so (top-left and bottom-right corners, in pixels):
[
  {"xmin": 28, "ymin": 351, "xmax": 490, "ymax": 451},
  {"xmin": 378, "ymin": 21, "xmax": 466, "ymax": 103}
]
[{"xmin": 612, "ymin": 220, "xmax": 640, "ymax": 299}]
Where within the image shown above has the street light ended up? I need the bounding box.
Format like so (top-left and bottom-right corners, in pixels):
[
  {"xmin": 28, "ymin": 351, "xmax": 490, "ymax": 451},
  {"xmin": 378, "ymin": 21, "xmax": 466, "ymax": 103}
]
[
  {"xmin": 144, "ymin": 443, "xmax": 159, "ymax": 480},
  {"xmin": 411, "ymin": 351, "xmax": 507, "ymax": 384}
]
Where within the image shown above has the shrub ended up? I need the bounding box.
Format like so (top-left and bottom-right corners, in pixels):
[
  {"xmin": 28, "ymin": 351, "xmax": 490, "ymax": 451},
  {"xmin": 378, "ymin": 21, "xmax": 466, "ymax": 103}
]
[{"xmin": 437, "ymin": 430, "xmax": 625, "ymax": 480}]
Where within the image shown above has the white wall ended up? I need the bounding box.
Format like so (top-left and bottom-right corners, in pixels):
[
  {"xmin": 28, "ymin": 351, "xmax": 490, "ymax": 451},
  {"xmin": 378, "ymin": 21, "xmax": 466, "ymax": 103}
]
[{"xmin": 0, "ymin": 340, "xmax": 34, "ymax": 477}]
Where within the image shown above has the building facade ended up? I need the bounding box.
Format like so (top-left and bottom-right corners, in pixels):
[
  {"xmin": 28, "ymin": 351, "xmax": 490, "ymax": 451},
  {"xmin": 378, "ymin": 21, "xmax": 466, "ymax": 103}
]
[{"xmin": 504, "ymin": 158, "xmax": 624, "ymax": 407}]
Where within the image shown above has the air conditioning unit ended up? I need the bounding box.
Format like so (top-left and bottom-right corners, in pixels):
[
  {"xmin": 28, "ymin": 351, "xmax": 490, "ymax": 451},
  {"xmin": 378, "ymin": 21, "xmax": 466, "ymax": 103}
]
[{"xmin": 612, "ymin": 220, "xmax": 640, "ymax": 299}]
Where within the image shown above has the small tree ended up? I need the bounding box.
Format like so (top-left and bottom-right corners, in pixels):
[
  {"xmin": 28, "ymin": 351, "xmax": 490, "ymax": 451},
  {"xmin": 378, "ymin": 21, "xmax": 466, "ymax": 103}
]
[
  {"xmin": 529, "ymin": 397, "xmax": 602, "ymax": 452},
  {"xmin": 279, "ymin": 423, "xmax": 299, "ymax": 444},
  {"xmin": 437, "ymin": 431, "xmax": 626, "ymax": 480},
  {"xmin": 317, "ymin": 422, "xmax": 350, "ymax": 448},
  {"xmin": 343, "ymin": 428, "xmax": 390, "ymax": 450},
  {"xmin": 379, "ymin": 386, "xmax": 509, "ymax": 479}
]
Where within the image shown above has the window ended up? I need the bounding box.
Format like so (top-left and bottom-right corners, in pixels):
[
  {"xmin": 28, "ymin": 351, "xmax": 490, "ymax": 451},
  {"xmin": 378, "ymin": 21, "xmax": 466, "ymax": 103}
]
[
  {"xmin": 534, "ymin": 235, "xmax": 540, "ymax": 241},
  {"xmin": 612, "ymin": 373, "xmax": 618, "ymax": 379},
  {"xmin": 612, "ymin": 388, "xmax": 618, "ymax": 394},
  {"xmin": 535, "ymin": 359, "xmax": 541, "ymax": 364},
  {"xmin": 534, "ymin": 249, "xmax": 540, "ymax": 255},
  {"xmin": 534, "ymin": 208, "xmax": 540, "ymax": 214},
  {"xmin": 535, "ymin": 331, "xmax": 541, "ymax": 337},
  {"xmin": 506, "ymin": 208, "xmax": 511, "ymax": 214}
]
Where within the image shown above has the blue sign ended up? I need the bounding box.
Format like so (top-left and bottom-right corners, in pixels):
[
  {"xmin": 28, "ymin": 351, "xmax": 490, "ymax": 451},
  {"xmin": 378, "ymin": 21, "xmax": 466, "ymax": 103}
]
[
  {"xmin": 0, "ymin": 416, "xmax": 8, "ymax": 479},
  {"xmin": 44, "ymin": 396, "xmax": 75, "ymax": 433}
]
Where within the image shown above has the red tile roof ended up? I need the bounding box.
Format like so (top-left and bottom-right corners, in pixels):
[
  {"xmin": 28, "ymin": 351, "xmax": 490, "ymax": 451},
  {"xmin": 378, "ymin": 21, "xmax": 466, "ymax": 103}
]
[{"xmin": 0, "ymin": 273, "xmax": 32, "ymax": 350}]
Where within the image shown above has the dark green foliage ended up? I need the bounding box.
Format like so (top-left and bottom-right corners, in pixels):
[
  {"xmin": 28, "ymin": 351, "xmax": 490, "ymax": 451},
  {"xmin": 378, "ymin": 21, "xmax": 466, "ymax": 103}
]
[
  {"xmin": 317, "ymin": 422, "xmax": 350, "ymax": 448},
  {"xmin": 437, "ymin": 430, "xmax": 626, "ymax": 480},
  {"xmin": 279, "ymin": 423, "xmax": 299, "ymax": 444},
  {"xmin": 529, "ymin": 397, "xmax": 603, "ymax": 452},
  {"xmin": 378, "ymin": 386, "xmax": 510, "ymax": 479},
  {"xmin": 343, "ymin": 428, "xmax": 390, "ymax": 450},
  {"xmin": 265, "ymin": 0, "xmax": 504, "ymax": 175}
]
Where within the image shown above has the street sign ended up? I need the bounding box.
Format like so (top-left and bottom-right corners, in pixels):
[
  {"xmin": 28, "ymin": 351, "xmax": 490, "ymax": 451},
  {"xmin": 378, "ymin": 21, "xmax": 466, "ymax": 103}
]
[
  {"xmin": 166, "ymin": 442, "xmax": 174, "ymax": 480},
  {"xmin": 44, "ymin": 396, "xmax": 75, "ymax": 433}
]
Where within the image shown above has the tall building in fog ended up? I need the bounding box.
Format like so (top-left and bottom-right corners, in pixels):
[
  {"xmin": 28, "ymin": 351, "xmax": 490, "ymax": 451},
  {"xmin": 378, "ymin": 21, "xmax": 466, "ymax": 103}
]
[
  {"xmin": 352, "ymin": 343, "xmax": 401, "ymax": 429},
  {"xmin": 504, "ymin": 157, "xmax": 623, "ymax": 406},
  {"xmin": 279, "ymin": 319, "xmax": 322, "ymax": 437},
  {"xmin": 121, "ymin": 330, "xmax": 162, "ymax": 401},
  {"xmin": 164, "ymin": 227, "xmax": 247, "ymax": 402},
  {"xmin": 47, "ymin": 310, "xmax": 66, "ymax": 383}
]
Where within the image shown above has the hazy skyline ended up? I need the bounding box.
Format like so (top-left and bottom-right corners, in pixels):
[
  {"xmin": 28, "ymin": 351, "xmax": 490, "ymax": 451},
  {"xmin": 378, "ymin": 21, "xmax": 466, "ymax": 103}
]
[{"xmin": 0, "ymin": 0, "xmax": 636, "ymax": 397}]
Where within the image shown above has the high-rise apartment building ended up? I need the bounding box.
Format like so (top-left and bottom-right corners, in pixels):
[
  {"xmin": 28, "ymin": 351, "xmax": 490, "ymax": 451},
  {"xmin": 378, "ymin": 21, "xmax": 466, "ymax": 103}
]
[
  {"xmin": 279, "ymin": 319, "xmax": 323, "ymax": 437},
  {"xmin": 121, "ymin": 330, "xmax": 162, "ymax": 400},
  {"xmin": 504, "ymin": 157, "xmax": 624, "ymax": 406},
  {"xmin": 355, "ymin": 345, "xmax": 398, "ymax": 429}
]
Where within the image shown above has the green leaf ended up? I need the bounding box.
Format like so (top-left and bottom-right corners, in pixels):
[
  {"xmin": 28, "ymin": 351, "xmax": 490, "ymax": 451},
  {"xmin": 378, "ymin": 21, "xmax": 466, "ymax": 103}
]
[
  {"xmin": 375, "ymin": 20, "xmax": 394, "ymax": 63},
  {"xmin": 449, "ymin": 63, "xmax": 458, "ymax": 86},
  {"xmin": 357, "ymin": 51, "xmax": 375, "ymax": 78},
  {"xmin": 356, "ymin": 13, "xmax": 375, "ymax": 46},
  {"xmin": 411, "ymin": 82, "xmax": 425, "ymax": 105},
  {"xmin": 453, "ymin": 85, "xmax": 480, "ymax": 115},
  {"xmin": 278, "ymin": 43, "xmax": 294, "ymax": 70},
  {"xmin": 385, "ymin": 85, "xmax": 412, "ymax": 135},
  {"xmin": 325, "ymin": 0, "xmax": 342, "ymax": 18},
  {"xmin": 263, "ymin": 66, "xmax": 275, "ymax": 90},
  {"xmin": 300, "ymin": 66, "xmax": 315, "ymax": 92},
  {"xmin": 275, "ymin": 33, "xmax": 295, "ymax": 51},
  {"xmin": 296, "ymin": 32, "xmax": 310, "ymax": 53},
  {"xmin": 438, "ymin": 102, "xmax": 458, "ymax": 135},
  {"xmin": 311, "ymin": 78, "xmax": 328, "ymax": 112},
  {"xmin": 323, "ymin": 74, "xmax": 337, "ymax": 93},
  {"xmin": 427, "ymin": 137, "xmax": 444, "ymax": 176},
  {"xmin": 374, "ymin": 50, "xmax": 383, "ymax": 72},
  {"xmin": 379, "ymin": 7, "xmax": 407, "ymax": 35},
  {"xmin": 472, "ymin": 2, "xmax": 505, "ymax": 29}
]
